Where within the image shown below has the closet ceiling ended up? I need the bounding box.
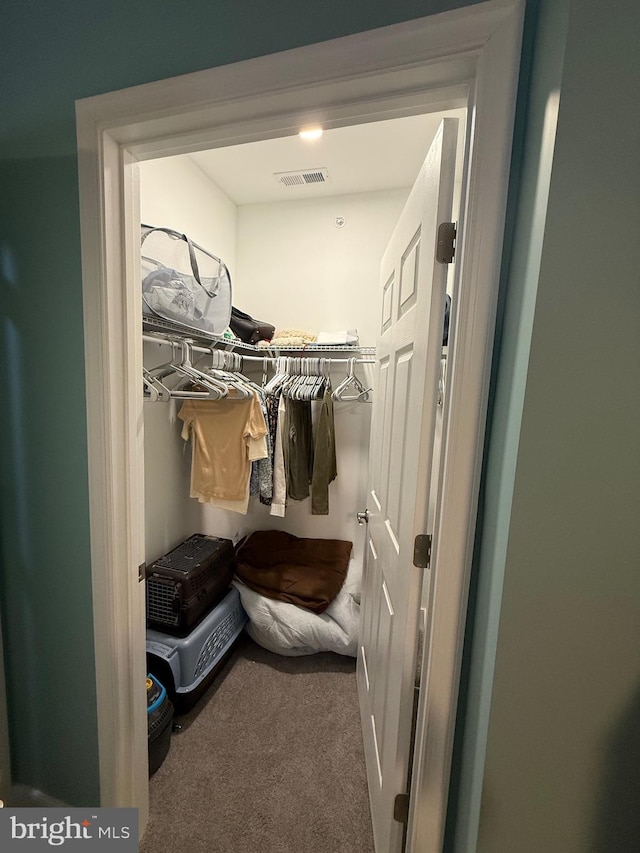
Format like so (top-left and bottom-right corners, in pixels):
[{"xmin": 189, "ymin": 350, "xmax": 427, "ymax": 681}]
[{"xmin": 188, "ymin": 109, "xmax": 466, "ymax": 205}]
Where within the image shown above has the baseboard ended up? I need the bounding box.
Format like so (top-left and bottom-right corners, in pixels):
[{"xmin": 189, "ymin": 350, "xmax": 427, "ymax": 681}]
[{"xmin": 8, "ymin": 783, "xmax": 69, "ymax": 808}]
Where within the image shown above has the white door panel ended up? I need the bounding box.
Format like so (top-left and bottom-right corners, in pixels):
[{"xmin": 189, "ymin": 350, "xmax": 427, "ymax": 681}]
[{"xmin": 358, "ymin": 118, "xmax": 458, "ymax": 853}]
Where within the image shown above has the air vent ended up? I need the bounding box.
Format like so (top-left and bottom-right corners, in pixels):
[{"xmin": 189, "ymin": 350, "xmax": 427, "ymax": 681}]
[{"xmin": 274, "ymin": 168, "xmax": 330, "ymax": 188}]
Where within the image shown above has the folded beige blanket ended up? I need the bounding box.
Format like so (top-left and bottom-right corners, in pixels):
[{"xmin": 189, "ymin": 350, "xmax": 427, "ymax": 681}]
[
  {"xmin": 235, "ymin": 529, "xmax": 352, "ymax": 614},
  {"xmin": 257, "ymin": 328, "xmax": 318, "ymax": 348}
]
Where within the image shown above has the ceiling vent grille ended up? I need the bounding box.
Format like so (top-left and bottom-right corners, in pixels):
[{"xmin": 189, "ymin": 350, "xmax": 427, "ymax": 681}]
[{"xmin": 274, "ymin": 168, "xmax": 330, "ymax": 188}]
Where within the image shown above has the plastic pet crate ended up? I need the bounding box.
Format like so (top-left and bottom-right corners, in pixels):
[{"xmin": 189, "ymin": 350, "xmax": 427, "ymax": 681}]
[
  {"xmin": 145, "ymin": 534, "xmax": 235, "ymax": 636},
  {"xmin": 146, "ymin": 586, "xmax": 247, "ymax": 713},
  {"xmin": 147, "ymin": 673, "xmax": 174, "ymax": 775}
]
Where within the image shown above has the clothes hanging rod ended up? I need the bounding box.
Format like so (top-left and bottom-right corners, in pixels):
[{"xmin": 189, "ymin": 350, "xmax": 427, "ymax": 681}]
[{"xmin": 142, "ymin": 334, "xmax": 375, "ymax": 364}]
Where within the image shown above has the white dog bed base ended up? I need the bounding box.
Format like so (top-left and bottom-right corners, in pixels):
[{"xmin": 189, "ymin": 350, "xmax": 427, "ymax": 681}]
[{"xmin": 233, "ymin": 558, "xmax": 362, "ymax": 657}]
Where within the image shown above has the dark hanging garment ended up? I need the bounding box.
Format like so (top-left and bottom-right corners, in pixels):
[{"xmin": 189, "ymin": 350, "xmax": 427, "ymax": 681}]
[
  {"xmin": 283, "ymin": 399, "xmax": 314, "ymax": 501},
  {"xmin": 259, "ymin": 392, "xmax": 280, "ymax": 506},
  {"xmin": 311, "ymin": 389, "xmax": 337, "ymax": 515}
]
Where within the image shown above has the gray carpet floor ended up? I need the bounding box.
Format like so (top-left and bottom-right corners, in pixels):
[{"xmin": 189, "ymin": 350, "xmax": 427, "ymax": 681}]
[{"xmin": 141, "ymin": 633, "xmax": 375, "ymax": 853}]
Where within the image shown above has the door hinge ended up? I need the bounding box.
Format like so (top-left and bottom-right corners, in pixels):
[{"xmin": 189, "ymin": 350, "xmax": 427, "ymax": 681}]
[
  {"xmin": 436, "ymin": 221, "xmax": 456, "ymax": 264},
  {"xmin": 394, "ymin": 792, "xmax": 410, "ymax": 824},
  {"xmin": 413, "ymin": 534, "xmax": 432, "ymax": 569},
  {"xmin": 138, "ymin": 562, "xmax": 146, "ymax": 583}
]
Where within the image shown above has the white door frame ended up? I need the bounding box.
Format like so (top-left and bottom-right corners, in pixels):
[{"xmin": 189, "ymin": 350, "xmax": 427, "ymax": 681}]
[{"xmin": 76, "ymin": 0, "xmax": 524, "ymax": 845}]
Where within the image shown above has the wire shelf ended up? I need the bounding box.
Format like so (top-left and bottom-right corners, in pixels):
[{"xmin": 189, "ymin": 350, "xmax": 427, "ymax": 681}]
[{"xmin": 142, "ymin": 316, "xmax": 376, "ymax": 356}]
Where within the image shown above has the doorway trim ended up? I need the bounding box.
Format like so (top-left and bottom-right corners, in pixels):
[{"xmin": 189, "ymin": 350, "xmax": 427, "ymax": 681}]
[{"xmin": 76, "ymin": 0, "xmax": 524, "ymax": 846}]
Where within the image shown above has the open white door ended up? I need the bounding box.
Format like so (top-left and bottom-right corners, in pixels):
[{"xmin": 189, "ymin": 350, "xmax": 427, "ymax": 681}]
[{"xmin": 358, "ymin": 118, "xmax": 457, "ymax": 853}]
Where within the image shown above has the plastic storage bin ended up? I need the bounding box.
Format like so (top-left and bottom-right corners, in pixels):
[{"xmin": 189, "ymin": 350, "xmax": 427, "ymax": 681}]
[{"xmin": 146, "ymin": 586, "xmax": 247, "ymax": 713}]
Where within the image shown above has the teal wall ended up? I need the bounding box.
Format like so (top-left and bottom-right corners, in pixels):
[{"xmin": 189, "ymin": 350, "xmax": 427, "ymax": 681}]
[
  {"xmin": 2, "ymin": 1, "xmax": 637, "ymax": 849},
  {"xmin": 473, "ymin": 0, "xmax": 640, "ymax": 851},
  {"xmin": 0, "ymin": 0, "xmax": 486, "ymax": 809},
  {"xmin": 448, "ymin": 0, "xmax": 569, "ymax": 846}
]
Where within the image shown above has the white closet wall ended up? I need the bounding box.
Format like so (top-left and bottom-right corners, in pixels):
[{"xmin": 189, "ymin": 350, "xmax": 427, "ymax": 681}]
[
  {"xmin": 139, "ymin": 156, "xmax": 238, "ymax": 271},
  {"xmin": 140, "ymin": 157, "xmax": 239, "ymax": 559},
  {"xmin": 235, "ymin": 189, "xmax": 406, "ymax": 562},
  {"xmin": 235, "ymin": 190, "xmax": 408, "ymax": 346},
  {"xmin": 139, "ymin": 154, "xmax": 409, "ymax": 565}
]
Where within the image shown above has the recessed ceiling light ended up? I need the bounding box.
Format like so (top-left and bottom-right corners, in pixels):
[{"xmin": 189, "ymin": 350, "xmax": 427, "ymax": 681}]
[{"xmin": 299, "ymin": 127, "xmax": 323, "ymax": 141}]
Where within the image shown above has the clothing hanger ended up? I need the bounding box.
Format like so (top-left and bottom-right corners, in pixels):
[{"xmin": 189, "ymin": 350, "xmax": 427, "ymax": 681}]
[
  {"xmin": 265, "ymin": 356, "xmax": 293, "ymax": 394},
  {"xmin": 286, "ymin": 359, "xmax": 305, "ymax": 400},
  {"xmin": 232, "ymin": 354, "xmax": 266, "ymax": 399},
  {"xmin": 312, "ymin": 358, "xmax": 329, "ymax": 400},
  {"xmin": 143, "ymin": 348, "xmax": 211, "ymax": 401},
  {"xmin": 143, "ymin": 367, "xmax": 171, "ymax": 402},
  {"xmin": 304, "ymin": 359, "xmax": 321, "ymax": 401},
  {"xmin": 276, "ymin": 356, "xmax": 332, "ymax": 401},
  {"xmin": 332, "ymin": 357, "xmax": 371, "ymax": 402},
  {"xmin": 306, "ymin": 359, "xmax": 326, "ymax": 401},
  {"xmin": 168, "ymin": 341, "xmax": 229, "ymax": 399},
  {"xmin": 144, "ymin": 341, "xmax": 199, "ymax": 401},
  {"xmin": 285, "ymin": 358, "xmax": 313, "ymax": 401},
  {"xmin": 146, "ymin": 339, "xmax": 182, "ymax": 383},
  {"xmin": 203, "ymin": 347, "xmax": 251, "ymax": 399}
]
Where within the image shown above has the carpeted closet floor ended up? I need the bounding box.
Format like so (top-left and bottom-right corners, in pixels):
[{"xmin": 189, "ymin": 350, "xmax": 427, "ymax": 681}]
[{"xmin": 141, "ymin": 633, "xmax": 375, "ymax": 853}]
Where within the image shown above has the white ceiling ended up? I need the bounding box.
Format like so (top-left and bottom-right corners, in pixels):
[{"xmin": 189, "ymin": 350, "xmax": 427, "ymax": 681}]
[{"xmin": 186, "ymin": 109, "xmax": 466, "ymax": 206}]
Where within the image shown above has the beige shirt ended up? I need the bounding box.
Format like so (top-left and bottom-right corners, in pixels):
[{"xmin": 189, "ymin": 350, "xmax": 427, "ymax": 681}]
[
  {"xmin": 190, "ymin": 434, "xmax": 267, "ymax": 513},
  {"xmin": 179, "ymin": 394, "xmax": 268, "ymax": 502}
]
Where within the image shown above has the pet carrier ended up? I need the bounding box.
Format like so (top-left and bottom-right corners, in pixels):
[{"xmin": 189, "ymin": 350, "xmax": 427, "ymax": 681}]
[
  {"xmin": 145, "ymin": 534, "xmax": 236, "ymax": 636},
  {"xmin": 146, "ymin": 586, "xmax": 248, "ymax": 713}
]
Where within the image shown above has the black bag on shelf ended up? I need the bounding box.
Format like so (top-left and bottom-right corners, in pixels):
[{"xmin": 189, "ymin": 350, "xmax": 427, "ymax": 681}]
[
  {"xmin": 229, "ymin": 306, "xmax": 275, "ymax": 344},
  {"xmin": 141, "ymin": 225, "xmax": 232, "ymax": 336}
]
